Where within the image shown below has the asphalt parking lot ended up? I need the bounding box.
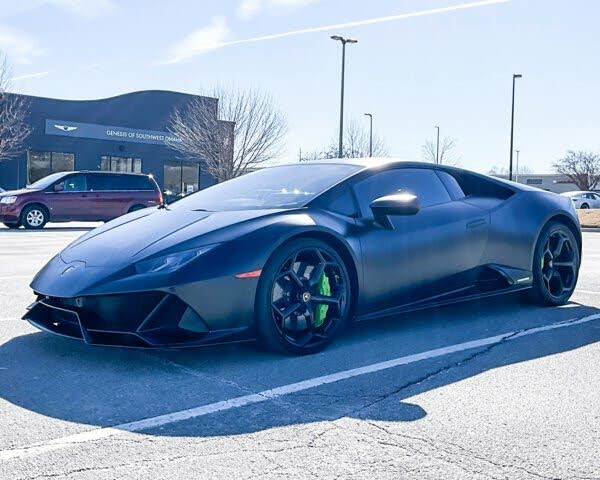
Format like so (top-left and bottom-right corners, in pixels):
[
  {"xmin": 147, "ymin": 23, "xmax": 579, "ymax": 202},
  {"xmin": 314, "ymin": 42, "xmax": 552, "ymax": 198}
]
[{"xmin": 0, "ymin": 223, "xmax": 599, "ymax": 479}]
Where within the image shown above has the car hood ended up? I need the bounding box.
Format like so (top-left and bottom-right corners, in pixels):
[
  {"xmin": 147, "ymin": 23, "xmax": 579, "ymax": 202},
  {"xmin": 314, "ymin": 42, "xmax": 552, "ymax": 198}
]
[
  {"xmin": 60, "ymin": 207, "xmax": 286, "ymax": 267},
  {"xmin": 0, "ymin": 188, "xmax": 37, "ymax": 197}
]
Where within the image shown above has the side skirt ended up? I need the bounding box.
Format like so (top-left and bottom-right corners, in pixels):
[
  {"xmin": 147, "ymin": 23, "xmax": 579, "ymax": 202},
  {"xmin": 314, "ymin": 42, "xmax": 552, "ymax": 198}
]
[{"xmin": 356, "ymin": 284, "xmax": 532, "ymax": 322}]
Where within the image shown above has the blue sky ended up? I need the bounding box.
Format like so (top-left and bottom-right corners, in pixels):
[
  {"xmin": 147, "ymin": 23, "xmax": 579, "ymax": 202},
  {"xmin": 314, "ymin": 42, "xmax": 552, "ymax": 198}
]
[{"xmin": 1, "ymin": 0, "xmax": 598, "ymax": 173}]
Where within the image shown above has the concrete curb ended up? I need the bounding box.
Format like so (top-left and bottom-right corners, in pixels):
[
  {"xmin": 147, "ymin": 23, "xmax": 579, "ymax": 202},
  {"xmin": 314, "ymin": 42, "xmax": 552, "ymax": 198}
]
[{"xmin": 581, "ymin": 228, "xmax": 600, "ymax": 232}]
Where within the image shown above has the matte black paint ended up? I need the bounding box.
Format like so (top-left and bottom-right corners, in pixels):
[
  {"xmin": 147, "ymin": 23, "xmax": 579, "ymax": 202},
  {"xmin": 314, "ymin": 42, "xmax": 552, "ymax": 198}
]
[{"xmin": 25, "ymin": 160, "xmax": 581, "ymax": 348}]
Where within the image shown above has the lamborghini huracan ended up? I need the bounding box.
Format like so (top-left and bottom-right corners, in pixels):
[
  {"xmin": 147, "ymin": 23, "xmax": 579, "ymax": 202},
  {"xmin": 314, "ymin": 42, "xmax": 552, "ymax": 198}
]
[{"xmin": 25, "ymin": 159, "xmax": 581, "ymax": 355}]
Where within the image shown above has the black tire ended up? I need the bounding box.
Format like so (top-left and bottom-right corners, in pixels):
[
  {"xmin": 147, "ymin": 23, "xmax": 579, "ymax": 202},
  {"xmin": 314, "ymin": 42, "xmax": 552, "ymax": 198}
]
[
  {"xmin": 20, "ymin": 204, "xmax": 48, "ymax": 230},
  {"xmin": 3, "ymin": 222, "xmax": 21, "ymax": 229},
  {"xmin": 128, "ymin": 204, "xmax": 146, "ymax": 213},
  {"xmin": 255, "ymin": 238, "xmax": 352, "ymax": 355},
  {"xmin": 580, "ymin": 203, "xmax": 590, "ymax": 209},
  {"xmin": 528, "ymin": 221, "xmax": 579, "ymax": 306}
]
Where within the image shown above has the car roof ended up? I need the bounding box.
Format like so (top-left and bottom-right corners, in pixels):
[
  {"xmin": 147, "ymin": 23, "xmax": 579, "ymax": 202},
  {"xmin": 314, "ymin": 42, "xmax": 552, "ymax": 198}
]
[
  {"xmin": 71, "ymin": 171, "xmax": 151, "ymax": 177},
  {"xmin": 293, "ymin": 157, "xmax": 427, "ymax": 170}
]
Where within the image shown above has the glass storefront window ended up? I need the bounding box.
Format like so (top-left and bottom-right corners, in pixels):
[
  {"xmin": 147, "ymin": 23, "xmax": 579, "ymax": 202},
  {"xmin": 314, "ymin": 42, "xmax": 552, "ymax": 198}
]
[
  {"xmin": 27, "ymin": 151, "xmax": 75, "ymax": 184},
  {"xmin": 164, "ymin": 161, "xmax": 199, "ymax": 197},
  {"xmin": 100, "ymin": 156, "xmax": 142, "ymax": 173}
]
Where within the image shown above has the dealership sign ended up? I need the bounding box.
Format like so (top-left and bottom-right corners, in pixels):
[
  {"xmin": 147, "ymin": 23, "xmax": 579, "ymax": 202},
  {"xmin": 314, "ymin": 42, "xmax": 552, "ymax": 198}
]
[{"xmin": 45, "ymin": 119, "xmax": 182, "ymax": 146}]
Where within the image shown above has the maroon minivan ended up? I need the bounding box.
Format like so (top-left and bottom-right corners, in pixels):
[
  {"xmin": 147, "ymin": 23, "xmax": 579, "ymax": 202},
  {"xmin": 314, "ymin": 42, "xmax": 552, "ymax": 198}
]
[{"xmin": 0, "ymin": 171, "xmax": 162, "ymax": 229}]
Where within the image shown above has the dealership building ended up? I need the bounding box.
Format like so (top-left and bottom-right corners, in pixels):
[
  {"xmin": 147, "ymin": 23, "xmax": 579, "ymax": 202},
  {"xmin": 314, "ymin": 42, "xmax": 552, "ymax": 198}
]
[{"xmin": 0, "ymin": 90, "xmax": 232, "ymax": 195}]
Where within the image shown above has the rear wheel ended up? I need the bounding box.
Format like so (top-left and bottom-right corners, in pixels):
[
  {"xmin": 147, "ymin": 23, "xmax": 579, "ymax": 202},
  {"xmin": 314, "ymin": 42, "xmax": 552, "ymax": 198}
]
[
  {"xmin": 21, "ymin": 205, "xmax": 48, "ymax": 230},
  {"xmin": 128, "ymin": 204, "xmax": 146, "ymax": 213},
  {"xmin": 529, "ymin": 222, "xmax": 579, "ymax": 306},
  {"xmin": 3, "ymin": 222, "xmax": 21, "ymax": 229},
  {"xmin": 255, "ymin": 238, "xmax": 352, "ymax": 355}
]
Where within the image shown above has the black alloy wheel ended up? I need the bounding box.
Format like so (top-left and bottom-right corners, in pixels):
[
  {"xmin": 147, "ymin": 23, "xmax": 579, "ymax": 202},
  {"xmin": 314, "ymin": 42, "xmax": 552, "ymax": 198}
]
[
  {"xmin": 530, "ymin": 222, "xmax": 579, "ymax": 306},
  {"xmin": 256, "ymin": 238, "xmax": 351, "ymax": 354}
]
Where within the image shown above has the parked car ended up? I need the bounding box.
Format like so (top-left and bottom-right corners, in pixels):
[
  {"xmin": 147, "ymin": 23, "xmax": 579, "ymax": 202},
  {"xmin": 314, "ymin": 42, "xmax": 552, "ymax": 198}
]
[
  {"xmin": 560, "ymin": 191, "xmax": 600, "ymax": 209},
  {"xmin": 25, "ymin": 159, "xmax": 581, "ymax": 354},
  {"xmin": 0, "ymin": 171, "xmax": 162, "ymax": 229}
]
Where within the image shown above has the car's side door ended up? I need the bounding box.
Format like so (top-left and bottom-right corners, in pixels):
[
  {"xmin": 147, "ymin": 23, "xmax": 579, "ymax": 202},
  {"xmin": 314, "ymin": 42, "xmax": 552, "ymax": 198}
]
[
  {"xmin": 45, "ymin": 174, "xmax": 90, "ymax": 221},
  {"xmin": 353, "ymin": 167, "xmax": 489, "ymax": 314}
]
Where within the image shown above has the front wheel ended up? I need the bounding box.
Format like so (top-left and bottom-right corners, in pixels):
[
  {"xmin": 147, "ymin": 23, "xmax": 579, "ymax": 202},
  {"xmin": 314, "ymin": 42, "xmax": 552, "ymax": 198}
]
[
  {"xmin": 580, "ymin": 203, "xmax": 590, "ymax": 209},
  {"xmin": 21, "ymin": 205, "xmax": 48, "ymax": 230},
  {"xmin": 529, "ymin": 222, "xmax": 579, "ymax": 306},
  {"xmin": 255, "ymin": 238, "xmax": 352, "ymax": 355}
]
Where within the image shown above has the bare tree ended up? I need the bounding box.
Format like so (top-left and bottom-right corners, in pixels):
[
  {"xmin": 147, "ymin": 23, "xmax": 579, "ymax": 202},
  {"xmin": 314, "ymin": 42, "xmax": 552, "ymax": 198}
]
[
  {"xmin": 0, "ymin": 53, "xmax": 31, "ymax": 162},
  {"xmin": 553, "ymin": 150, "xmax": 600, "ymax": 190},
  {"xmin": 299, "ymin": 149, "xmax": 325, "ymax": 162},
  {"xmin": 488, "ymin": 164, "xmax": 533, "ymax": 176},
  {"xmin": 320, "ymin": 118, "xmax": 387, "ymax": 159},
  {"xmin": 421, "ymin": 137, "xmax": 460, "ymax": 166},
  {"xmin": 168, "ymin": 86, "xmax": 287, "ymax": 182}
]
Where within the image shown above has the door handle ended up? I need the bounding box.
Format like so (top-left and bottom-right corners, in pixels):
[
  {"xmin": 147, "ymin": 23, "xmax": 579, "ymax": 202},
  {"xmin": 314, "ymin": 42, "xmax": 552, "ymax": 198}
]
[{"xmin": 466, "ymin": 218, "xmax": 487, "ymax": 229}]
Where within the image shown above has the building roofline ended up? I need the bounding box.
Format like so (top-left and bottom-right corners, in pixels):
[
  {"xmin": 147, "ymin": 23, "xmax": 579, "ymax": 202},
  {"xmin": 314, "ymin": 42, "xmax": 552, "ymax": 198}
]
[{"xmin": 5, "ymin": 89, "xmax": 219, "ymax": 103}]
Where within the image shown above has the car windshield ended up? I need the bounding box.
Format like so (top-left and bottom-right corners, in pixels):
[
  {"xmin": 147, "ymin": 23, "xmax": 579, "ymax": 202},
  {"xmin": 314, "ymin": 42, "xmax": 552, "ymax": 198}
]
[
  {"xmin": 170, "ymin": 164, "xmax": 361, "ymax": 211},
  {"xmin": 26, "ymin": 172, "xmax": 69, "ymax": 190}
]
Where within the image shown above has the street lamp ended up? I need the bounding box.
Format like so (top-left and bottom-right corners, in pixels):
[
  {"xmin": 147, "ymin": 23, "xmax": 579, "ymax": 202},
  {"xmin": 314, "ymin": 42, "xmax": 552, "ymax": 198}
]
[
  {"xmin": 364, "ymin": 113, "xmax": 373, "ymax": 157},
  {"xmin": 434, "ymin": 126, "xmax": 440, "ymax": 164},
  {"xmin": 331, "ymin": 35, "xmax": 358, "ymax": 158},
  {"xmin": 509, "ymin": 74, "xmax": 523, "ymax": 181}
]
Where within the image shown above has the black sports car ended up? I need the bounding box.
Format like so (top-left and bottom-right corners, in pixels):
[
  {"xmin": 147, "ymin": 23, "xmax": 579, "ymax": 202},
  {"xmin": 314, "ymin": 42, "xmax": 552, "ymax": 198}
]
[{"xmin": 25, "ymin": 159, "xmax": 581, "ymax": 354}]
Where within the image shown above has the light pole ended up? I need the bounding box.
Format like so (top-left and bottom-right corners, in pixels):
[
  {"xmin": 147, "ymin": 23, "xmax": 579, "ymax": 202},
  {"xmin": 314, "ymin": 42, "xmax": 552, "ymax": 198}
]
[
  {"xmin": 364, "ymin": 113, "xmax": 373, "ymax": 157},
  {"xmin": 331, "ymin": 35, "xmax": 358, "ymax": 158},
  {"xmin": 515, "ymin": 149, "xmax": 520, "ymax": 183},
  {"xmin": 509, "ymin": 74, "xmax": 522, "ymax": 181},
  {"xmin": 434, "ymin": 126, "xmax": 440, "ymax": 164}
]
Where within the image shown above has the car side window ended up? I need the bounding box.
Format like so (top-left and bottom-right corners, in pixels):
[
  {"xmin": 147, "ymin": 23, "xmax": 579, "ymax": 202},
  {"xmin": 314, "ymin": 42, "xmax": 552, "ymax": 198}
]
[
  {"xmin": 325, "ymin": 188, "xmax": 359, "ymax": 217},
  {"xmin": 62, "ymin": 175, "xmax": 87, "ymax": 192},
  {"xmin": 87, "ymin": 174, "xmax": 111, "ymax": 191},
  {"xmin": 435, "ymin": 170, "xmax": 465, "ymax": 200},
  {"xmin": 353, "ymin": 168, "xmax": 452, "ymax": 218}
]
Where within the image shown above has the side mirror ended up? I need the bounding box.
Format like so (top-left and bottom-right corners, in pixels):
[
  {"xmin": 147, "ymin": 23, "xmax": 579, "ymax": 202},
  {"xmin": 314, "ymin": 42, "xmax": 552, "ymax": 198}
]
[
  {"xmin": 370, "ymin": 192, "xmax": 420, "ymax": 228},
  {"xmin": 53, "ymin": 183, "xmax": 64, "ymax": 192}
]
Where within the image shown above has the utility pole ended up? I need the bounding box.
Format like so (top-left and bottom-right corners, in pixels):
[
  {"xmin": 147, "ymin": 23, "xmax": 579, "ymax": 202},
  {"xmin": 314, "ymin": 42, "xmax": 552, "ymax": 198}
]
[
  {"xmin": 509, "ymin": 74, "xmax": 523, "ymax": 181},
  {"xmin": 435, "ymin": 126, "xmax": 440, "ymax": 164},
  {"xmin": 364, "ymin": 113, "xmax": 373, "ymax": 157},
  {"xmin": 331, "ymin": 35, "xmax": 358, "ymax": 158}
]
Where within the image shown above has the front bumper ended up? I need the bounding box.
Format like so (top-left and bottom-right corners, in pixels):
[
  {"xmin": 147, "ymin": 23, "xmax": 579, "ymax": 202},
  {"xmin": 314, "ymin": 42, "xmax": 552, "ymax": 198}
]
[
  {"xmin": 0, "ymin": 204, "xmax": 20, "ymax": 223},
  {"xmin": 24, "ymin": 292, "xmax": 251, "ymax": 348}
]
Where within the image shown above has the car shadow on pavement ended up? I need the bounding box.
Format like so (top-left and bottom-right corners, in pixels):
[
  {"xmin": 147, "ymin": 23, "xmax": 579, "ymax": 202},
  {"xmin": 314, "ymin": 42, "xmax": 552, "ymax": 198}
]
[{"xmin": 0, "ymin": 295, "xmax": 599, "ymax": 438}]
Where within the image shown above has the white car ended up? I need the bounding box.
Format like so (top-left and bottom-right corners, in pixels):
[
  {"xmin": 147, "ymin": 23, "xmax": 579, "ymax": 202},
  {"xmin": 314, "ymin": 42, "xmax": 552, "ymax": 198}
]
[{"xmin": 561, "ymin": 191, "xmax": 600, "ymax": 209}]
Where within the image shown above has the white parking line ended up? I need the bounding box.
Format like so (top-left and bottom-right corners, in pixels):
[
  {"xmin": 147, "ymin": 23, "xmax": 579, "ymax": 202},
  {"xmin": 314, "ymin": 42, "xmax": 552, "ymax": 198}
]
[
  {"xmin": 1, "ymin": 313, "xmax": 598, "ymax": 462},
  {"xmin": 0, "ymin": 275, "xmax": 33, "ymax": 281},
  {"xmin": 575, "ymin": 289, "xmax": 600, "ymax": 296}
]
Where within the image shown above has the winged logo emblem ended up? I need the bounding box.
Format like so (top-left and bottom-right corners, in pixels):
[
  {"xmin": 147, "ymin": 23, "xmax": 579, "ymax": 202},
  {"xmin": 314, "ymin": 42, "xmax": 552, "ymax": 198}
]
[{"xmin": 54, "ymin": 124, "xmax": 78, "ymax": 132}]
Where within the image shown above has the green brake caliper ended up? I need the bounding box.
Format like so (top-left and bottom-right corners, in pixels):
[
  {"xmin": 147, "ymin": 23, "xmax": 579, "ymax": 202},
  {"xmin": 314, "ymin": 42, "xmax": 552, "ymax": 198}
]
[{"xmin": 314, "ymin": 272, "xmax": 331, "ymax": 328}]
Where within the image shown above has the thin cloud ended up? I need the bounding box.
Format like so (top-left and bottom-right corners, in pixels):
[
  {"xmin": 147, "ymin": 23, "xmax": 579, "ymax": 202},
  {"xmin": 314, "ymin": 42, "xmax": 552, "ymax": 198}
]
[
  {"xmin": 12, "ymin": 70, "xmax": 50, "ymax": 81},
  {"xmin": 169, "ymin": 0, "xmax": 510, "ymax": 63},
  {"xmin": 0, "ymin": 0, "xmax": 116, "ymax": 20},
  {"xmin": 167, "ymin": 16, "xmax": 230, "ymax": 64},
  {"xmin": 237, "ymin": 0, "xmax": 320, "ymax": 20},
  {"xmin": 0, "ymin": 26, "xmax": 42, "ymax": 65}
]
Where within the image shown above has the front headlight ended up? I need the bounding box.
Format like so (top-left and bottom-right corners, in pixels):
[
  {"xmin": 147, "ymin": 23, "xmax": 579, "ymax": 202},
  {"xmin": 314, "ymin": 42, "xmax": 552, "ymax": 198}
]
[
  {"xmin": 0, "ymin": 196, "xmax": 17, "ymax": 204},
  {"xmin": 134, "ymin": 244, "xmax": 219, "ymax": 275}
]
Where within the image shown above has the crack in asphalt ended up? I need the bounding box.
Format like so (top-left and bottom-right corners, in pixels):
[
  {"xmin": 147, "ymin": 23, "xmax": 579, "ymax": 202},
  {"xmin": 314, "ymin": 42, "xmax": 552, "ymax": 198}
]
[{"xmin": 348, "ymin": 331, "xmax": 522, "ymax": 416}]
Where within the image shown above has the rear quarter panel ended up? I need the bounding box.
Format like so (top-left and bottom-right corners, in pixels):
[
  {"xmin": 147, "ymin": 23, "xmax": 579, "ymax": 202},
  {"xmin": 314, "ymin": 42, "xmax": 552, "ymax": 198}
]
[{"xmin": 473, "ymin": 190, "xmax": 580, "ymax": 271}]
